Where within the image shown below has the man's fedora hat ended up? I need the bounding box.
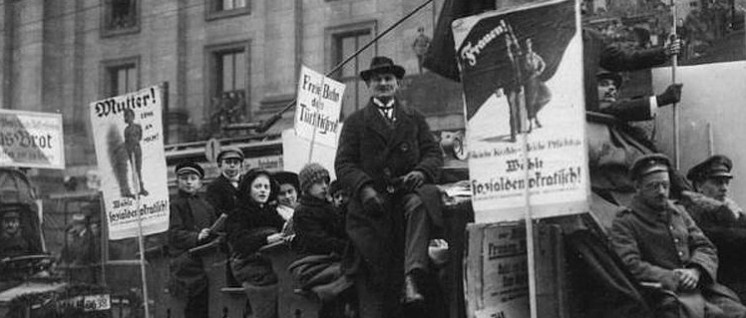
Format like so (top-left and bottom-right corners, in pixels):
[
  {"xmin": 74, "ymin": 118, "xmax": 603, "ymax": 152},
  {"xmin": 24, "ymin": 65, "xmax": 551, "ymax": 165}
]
[{"xmin": 360, "ymin": 56, "xmax": 405, "ymax": 82}]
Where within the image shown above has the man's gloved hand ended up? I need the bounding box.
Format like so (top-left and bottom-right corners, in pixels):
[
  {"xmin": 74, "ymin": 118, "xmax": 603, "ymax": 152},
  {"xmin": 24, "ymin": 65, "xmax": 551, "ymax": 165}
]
[
  {"xmin": 360, "ymin": 186, "xmax": 385, "ymax": 217},
  {"xmin": 402, "ymin": 170, "xmax": 426, "ymax": 192},
  {"xmin": 656, "ymin": 84, "xmax": 683, "ymax": 106}
]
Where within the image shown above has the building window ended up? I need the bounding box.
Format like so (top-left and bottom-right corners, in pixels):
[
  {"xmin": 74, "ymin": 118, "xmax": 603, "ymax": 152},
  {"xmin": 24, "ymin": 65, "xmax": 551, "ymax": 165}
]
[
  {"xmin": 101, "ymin": 57, "xmax": 140, "ymax": 98},
  {"xmin": 332, "ymin": 29, "xmax": 374, "ymax": 119},
  {"xmin": 206, "ymin": 0, "xmax": 250, "ymax": 20},
  {"xmin": 205, "ymin": 43, "xmax": 250, "ymax": 138},
  {"xmin": 101, "ymin": 0, "xmax": 140, "ymax": 37}
]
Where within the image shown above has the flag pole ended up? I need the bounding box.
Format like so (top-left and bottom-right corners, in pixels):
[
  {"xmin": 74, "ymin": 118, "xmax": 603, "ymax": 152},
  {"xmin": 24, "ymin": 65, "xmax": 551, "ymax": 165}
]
[{"xmin": 671, "ymin": 0, "xmax": 680, "ymax": 169}]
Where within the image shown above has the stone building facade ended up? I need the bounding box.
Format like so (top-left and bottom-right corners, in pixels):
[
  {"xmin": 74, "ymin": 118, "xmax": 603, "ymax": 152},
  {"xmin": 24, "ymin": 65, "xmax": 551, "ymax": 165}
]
[{"xmin": 0, "ymin": 0, "xmax": 464, "ymax": 182}]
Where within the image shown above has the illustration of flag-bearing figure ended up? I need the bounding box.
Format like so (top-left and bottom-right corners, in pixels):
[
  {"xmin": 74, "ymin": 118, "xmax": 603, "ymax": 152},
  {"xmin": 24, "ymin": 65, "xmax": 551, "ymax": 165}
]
[
  {"xmin": 454, "ymin": 0, "xmax": 589, "ymax": 223},
  {"xmin": 90, "ymin": 85, "xmax": 170, "ymax": 240},
  {"xmin": 455, "ymin": 0, "xmax": 574, "ymax": 143}
]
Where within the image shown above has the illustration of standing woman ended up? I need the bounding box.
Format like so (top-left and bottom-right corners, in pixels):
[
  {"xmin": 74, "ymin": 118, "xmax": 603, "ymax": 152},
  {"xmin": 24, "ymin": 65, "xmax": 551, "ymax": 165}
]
[
  {"xmin": 124, "ymin": 108, "xmax": 148, "ymax": 196},
  {"xmin": 521, "ymin": 38, "xmax": 551, "ymax": 132},
  {"xmin": 503, "ymin": 32, "xmax": 524, "ymax": 142}
]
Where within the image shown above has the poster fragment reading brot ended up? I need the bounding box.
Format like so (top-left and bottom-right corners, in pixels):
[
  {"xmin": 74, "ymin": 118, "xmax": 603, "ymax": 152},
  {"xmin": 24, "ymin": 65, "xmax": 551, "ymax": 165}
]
[
  {"xmin": 0, "ymin": 109, "xmax": 65, "ymax": 169},
  {"xmin": 90, "ymin": 85, "xmax": 169, "ymax": 240},
  {"xmin": 453, "ymin": 0, "xmax": 589, "ymax": 224}
]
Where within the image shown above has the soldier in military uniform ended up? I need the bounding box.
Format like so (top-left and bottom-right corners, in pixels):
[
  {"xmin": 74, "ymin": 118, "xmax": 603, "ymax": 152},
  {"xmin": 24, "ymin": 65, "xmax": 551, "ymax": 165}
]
[
  {"xmin": 610, "ymin": 153, "xmax": 746, "ymax": 318},
  {"xmin": 682, "ymin": 155, "xmax": 746, "ymax": 300}
]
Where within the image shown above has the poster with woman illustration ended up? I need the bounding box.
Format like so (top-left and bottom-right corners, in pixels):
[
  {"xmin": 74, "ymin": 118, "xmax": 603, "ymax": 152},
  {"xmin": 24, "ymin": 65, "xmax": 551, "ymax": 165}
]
[{"xmin": 453, "ymin": 0, "xmax": 589, "ymax": 224}]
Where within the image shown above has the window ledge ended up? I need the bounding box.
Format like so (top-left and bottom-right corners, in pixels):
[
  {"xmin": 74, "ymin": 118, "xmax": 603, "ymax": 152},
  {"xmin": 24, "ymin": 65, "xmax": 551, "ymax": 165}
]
[
  {"xmin": 206, "ymin": 6, "xmax": 251, "ymax": 21},
  {"xmin": 101, "ymin": 25, "xmax": 140, "ymax": 38}
]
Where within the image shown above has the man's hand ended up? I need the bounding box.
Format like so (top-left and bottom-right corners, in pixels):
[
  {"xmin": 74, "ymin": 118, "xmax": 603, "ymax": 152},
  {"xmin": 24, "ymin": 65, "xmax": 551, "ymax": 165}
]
[
  {"xmin": 402, "ymin": 171, "xmax": 426, "ymax": 192},
  {"xmin": 665, "ymin": 38, "xmax": 682, "ymax": 57},
  {"xmin": 656, "ymin": 84, "xmax": 683, "ymax": 106},
  {"xmin": 267, "ymin": 233, "xmax": 284, "ymax": 245},
  {"xmin": 674, "ymin": 268, "xmax": 701, "ymax": 291},
  {"xmin": 360, "ymin": 186, "xmax": 385, "ymax": 217},
  {"xmin": 197, "ymin": 228, "xmax": 211, "ymax": 242}
]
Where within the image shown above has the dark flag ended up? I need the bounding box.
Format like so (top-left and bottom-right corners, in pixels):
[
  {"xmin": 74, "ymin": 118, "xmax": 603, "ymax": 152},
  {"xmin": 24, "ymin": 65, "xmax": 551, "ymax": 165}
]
[
  {"xmin": 423, "ymin": 0, "xmax": 495, "ymax": 81},
  {"xmin": 454, "ymin": 1, "xmax": 575, "ymax": 119}
]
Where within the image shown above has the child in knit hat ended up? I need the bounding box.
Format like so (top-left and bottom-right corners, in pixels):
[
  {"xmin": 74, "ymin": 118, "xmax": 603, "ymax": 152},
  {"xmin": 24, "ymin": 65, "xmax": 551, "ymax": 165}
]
[{"xmin": 291, "ymin": 163, "xmax": 353, "ymax": 314}]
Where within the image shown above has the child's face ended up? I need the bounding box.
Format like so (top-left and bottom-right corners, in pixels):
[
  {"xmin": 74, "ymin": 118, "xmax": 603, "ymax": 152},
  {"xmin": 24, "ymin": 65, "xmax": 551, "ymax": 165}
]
[
  {"xmin": 177, "ymin": 173, "xmax": 202, "ymax": 194},
  {"xmin": 332, "ymin": 191, "xmax": 349, "ymax": 208},
  {"xmin": 307, "ymin": 180, "xmax": 329, "ymax": 200},
  {"xmin": 277, "ymin": 183, "xmax": 298, "ymax": 208},
  {"xmin": 250, "ymin": 175, "xmax": 271, "ymax": 204}
]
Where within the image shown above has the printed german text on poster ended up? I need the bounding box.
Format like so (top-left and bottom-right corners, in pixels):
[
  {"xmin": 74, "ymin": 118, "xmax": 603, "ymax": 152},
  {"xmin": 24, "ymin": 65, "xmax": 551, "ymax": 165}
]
[
  {"xmin": 89, "ymin": 85, "xmax": 170, "ymax": 240},
  {"xmin": 0, "ymin": 109, "xmax": 65, "ymax": 169},
  {"xmin": 453, "ymin": 0, "xmax": 589, "ymax": 224},
  {"xmin": 294, "ymin": 65, "xmax": 344, "ymax": 148}
]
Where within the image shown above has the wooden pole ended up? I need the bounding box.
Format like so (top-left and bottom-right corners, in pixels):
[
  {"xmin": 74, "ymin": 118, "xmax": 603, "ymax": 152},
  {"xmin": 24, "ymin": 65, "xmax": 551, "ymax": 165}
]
[
  {"xmin": 521, "ymin": 126, "xmax": 538, "ymax": 318},
  {"xmin": 130, "ymin": 154, "xmax": 150, "ymax": 318},
  {"xmin": 671, "ymin": 0, "xmax": 680, "ymax": 169}
]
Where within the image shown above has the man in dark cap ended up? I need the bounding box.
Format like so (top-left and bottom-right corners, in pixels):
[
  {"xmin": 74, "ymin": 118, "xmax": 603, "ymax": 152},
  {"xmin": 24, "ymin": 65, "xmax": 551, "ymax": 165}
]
[
  {"xmin": 595, "ymin": 70, "xmax": 683, "ymax": 122},
  {"xmin": 682, "ymin": 155, "xmax": 746, "ymax": 299},
  {"xmin": 336, "ymin": 56, "xmax": 444, "ymax": 317},
  {"xmin": 206, "ymin": 146, "xmax": 244, "ymax": 217},
  {"xmin": 0, "ymin": 206, "xmax": 40, "ymax": 259},
  {"xmin": 168, "ymin": 161, "xmax": 217, "ymax": 318},
  {"xmin": 610, "ymin": 153, "xmax": 746, "ymax": 318}
]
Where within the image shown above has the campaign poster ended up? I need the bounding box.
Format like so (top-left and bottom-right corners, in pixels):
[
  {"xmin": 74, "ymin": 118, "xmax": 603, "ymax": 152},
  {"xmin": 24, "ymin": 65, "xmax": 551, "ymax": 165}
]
[
  {"xmin": 453, "ymin": 0, "xmax": 589, "ymax": 223},
  {"xmin": 89, "ymin": 85, "xmax": 169, "ymax": 240},
  {"xmin": 0, "ymin": 109, "xmax": 65, "ymax": 169},
  {"xmin": 294, "ymin": 65, "xmax": 345, "ymax": 148}
]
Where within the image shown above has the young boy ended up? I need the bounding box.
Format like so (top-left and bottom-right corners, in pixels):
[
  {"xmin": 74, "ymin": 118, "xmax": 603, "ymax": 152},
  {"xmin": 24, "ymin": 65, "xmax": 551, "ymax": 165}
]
[
  {"xmin": 168, "ymin": 161, "xmax": 216, "ymax": 318},
  {"xmin": 293, "ymin": 163, "xmax": 347, "ymax": 257},
  {"xmin": 291, "ymin": 163, "xmax": 353, "ymax": 317}
]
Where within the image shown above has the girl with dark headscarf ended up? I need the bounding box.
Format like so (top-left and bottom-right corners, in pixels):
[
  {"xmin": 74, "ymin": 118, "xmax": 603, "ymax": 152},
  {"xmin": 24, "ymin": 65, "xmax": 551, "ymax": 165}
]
[{"xmin": 226, "ymin": 169, "xmax": 285, "ymax": 318}]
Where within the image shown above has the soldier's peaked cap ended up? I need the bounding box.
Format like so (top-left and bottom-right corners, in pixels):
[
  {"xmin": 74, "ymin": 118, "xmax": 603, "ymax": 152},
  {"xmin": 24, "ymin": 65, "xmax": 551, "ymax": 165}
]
[
  {"xmin": 687, "ymin": 155, "xmax": 733, "ymax": 182},
  {"xmin": 630, "ymin": 153, "xmax": 672, "ymax": 180}
]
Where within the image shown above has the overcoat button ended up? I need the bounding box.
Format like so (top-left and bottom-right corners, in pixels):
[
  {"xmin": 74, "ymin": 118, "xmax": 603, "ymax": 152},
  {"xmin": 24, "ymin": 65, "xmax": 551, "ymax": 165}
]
[{"xmin": 400, "ymin": 142, "xmax": 409, "ymax": 152}]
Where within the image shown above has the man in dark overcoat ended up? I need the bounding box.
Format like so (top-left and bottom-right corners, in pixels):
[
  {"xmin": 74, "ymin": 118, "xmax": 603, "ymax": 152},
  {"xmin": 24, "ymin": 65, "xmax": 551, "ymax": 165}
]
[
  {"xmin": 610, "ymin": 154, "xmax": 746, "ymax": 318},
  {"xmin": 335, "ymin": 56, "xmax": 444, "ymax": 318},
  {"xmin": 205, "ymin": 146, "xmax": 244, "ymax": 217},
  {"xmin": 582, "ymin": 28, "xmax": 681, "ymax": 113},
  {"xmin": 168, "ymin": 161, "xmax": 217, "ymax": 318}
]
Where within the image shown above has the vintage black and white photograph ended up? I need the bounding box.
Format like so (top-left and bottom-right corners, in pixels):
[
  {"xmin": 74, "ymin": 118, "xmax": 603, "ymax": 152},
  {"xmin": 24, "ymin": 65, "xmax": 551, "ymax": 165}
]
[{"xmin": 0, "ymin": 0, "xmax": 745, "ymax": 317}]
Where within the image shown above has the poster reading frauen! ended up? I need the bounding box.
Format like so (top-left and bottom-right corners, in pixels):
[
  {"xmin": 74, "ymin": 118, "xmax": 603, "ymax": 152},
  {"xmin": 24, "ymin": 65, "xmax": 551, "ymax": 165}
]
[
  {"xmin": 453, "ymin": 0, "xmax": 589, "ymax": 224},
  {"xmin": 90, "ymin": 84, "xmax": 169, "ymax": 240}
]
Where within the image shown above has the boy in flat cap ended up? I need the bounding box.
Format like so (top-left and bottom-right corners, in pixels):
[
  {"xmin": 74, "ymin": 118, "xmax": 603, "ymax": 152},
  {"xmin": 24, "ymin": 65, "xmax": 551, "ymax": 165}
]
[
  {"xmin": 610, "ymin": 154, "xmax": 746, "ymax": 318},
  {"xmin": 682, "ymin": 155, "xmax": 746, "ymax": 299},
  {"xmin": 336, "ymin": 56, "xmax": 444, "ymax": 317},
  {"xmin": 206, "ymin": 146, "xmax": 244, "ymax": 217},
  {"xmin": 168, "ymin": 161, "xmax": 217, "ymax": 318}
]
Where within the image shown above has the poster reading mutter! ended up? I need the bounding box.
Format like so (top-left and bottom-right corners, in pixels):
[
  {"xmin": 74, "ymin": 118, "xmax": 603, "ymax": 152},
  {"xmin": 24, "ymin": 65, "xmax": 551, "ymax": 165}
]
[
  {"xmin": 453, "ymin": 0, "xmax": 589, "ymax": 224},
  {"xmin": 90, "ymin": 84, "xmax": 170, "ymax": 240}
]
